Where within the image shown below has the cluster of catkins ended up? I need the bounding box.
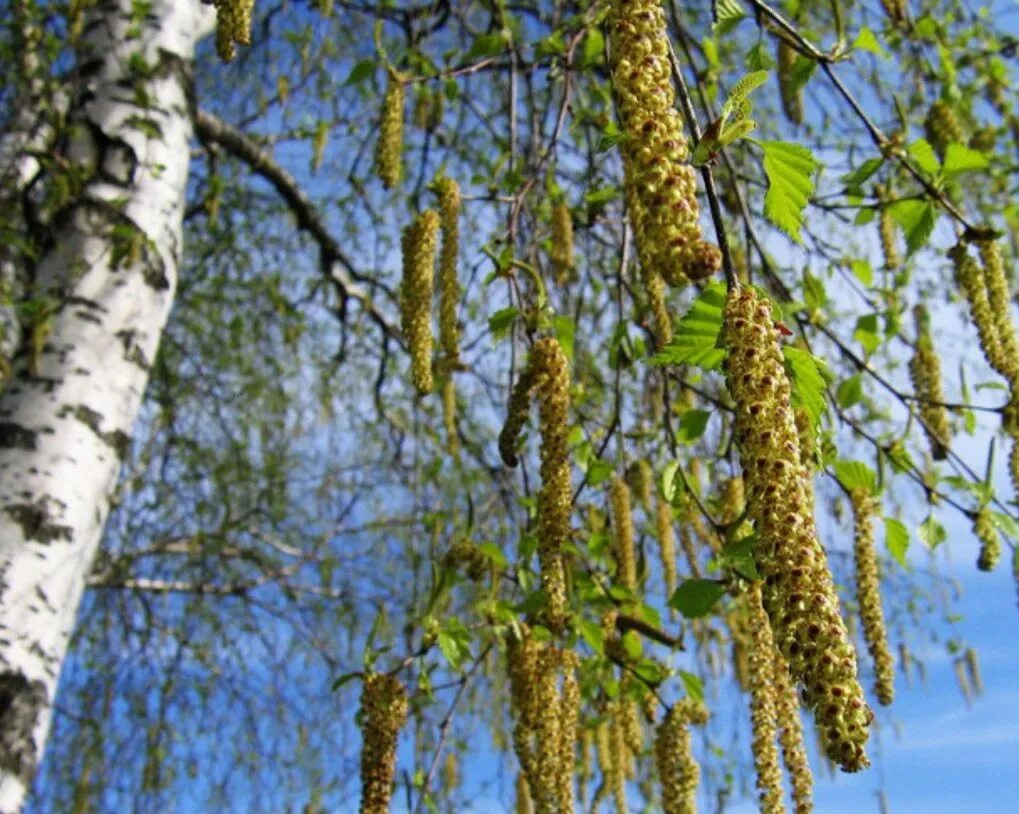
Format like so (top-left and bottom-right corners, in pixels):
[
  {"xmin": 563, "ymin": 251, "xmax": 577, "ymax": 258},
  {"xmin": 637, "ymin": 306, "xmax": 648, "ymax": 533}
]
[
  {"xmin": 654, "ymin": 699, "xmax": 708, "ymax": 814},
  {"xmin": 507, "ymin": 630, "xmax": 580, "ymax": 814},
  {"xmin": 908, "ymin": 306, "xmax": 952, "ymax": 460},
  {"xmin": 357, "ymin": 673, "xmax": 409, "ymax": 814},
  {"xmin": 212, "ymin": 0, "xmax": 255, "ymax": 62},
  {"xmin": 398, "ymin": 178, "xmax": 463, "ymax": 402},
  {"xmin": 951, "ymin": 240, "xmax": 1019, "ymax": 503},
  {"xmin": 850, "ymin": 489, "xmax": 896, "ymax": 706},
  {"xmin": 608, "ymin": 0, "xmax": 721, "ymax": 286},
  {"xmin": 443, "ymin": 537, "xmax": 489, "ymax": 581},
  {"xmin": 499, "ymin": 338, "xmax": 572, "ymax": 630},
  {"xmin": 375, "ymin": 70, "xmax": 405, "ymax": 189},
  {"xmin": 723, "ymin": 285, "xmax": 873, "ymax": 771},
  {"xmin": 973, "ymin": 507, "xmax": 1002, "ymax": 572}
]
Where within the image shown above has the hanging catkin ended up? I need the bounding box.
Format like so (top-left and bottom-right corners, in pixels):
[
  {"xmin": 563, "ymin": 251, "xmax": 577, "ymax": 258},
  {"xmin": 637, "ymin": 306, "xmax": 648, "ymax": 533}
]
[
  {"xmin": 357, "ymin": 673, "xmax": 408, "ymax": 814},
  {"xmin": 908, "ymin": 306, "xmax": 952, "ymax": 460},
  {"xmin": 213, "ymin": 0, "xmax": 255, "ymax": 62},
  {"xmin": 773, "ymin": 648, "xmax": 813, "ymax": 813},
  {"xmin": 746, "ymin": 583, "xmax": 786, "ymax": 814},
  {"xmin": 434, "ymin": 176, "xmax": 462, "ymax": 364},
  {"xmin": 776, "ymin": 39, "xmax": 803, "ymax": 126},
  {"xmin": 609, "ymin": 0, "xmax": 721, "ymax": 285},
  {"xmin": 723, "ymin": 285, "xmax": 872, "ymax": 771},
  {"xmin": 400, "ymin": 210, "xmax": 440, "ymax": 394},
  {"xmin": 876, "ymin": 186, "xmax": 900, "ymax": 271},
  {"xmin": 924, "ymin": 100, "xmax": 965, "ymax": 159},
  {"xmin": 655, "ymin": 699, "xmax": 708, "ymax": 814},
  {"xmin": 499, "ymin": 338, "xmax": 572, "ymax": 630},
  {"xmin": 657, "ymin": 494, "xmax": 678, "ymax": 602},
  {"xmin": 550, "ymin": 201, "xmax": 575, "ymax": 285},
  {"xmin": 973, "ymin": 507, "xmax": 1002, "ymax": 571},
  {"xmin": 610, "ymin": 475, "xmax": 638, "ymax": 591},
  {"xmin": 375, "ymin": 69, "xmax": 405, "ymax": 189},
  {"xmin": 850, "ymin": 489, "xmax": 895, "ymax": 706}
]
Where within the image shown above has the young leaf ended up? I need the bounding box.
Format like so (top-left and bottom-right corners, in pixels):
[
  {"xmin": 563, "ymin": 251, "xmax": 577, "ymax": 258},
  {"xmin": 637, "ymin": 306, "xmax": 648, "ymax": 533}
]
[
  {"xmin": 759, "ymin": 140, "xmax": 819, "ymax": 242},
  {"xmin": 883, "ymin": 517, "xmax": 910, "ymax": 568},
  {"xmin": 721, "ymin": 71, "xmax": 769, "ymax": 120},
  {"xmin": 714, "ymin": 0, "xmax": 747, "ymax": 36},
  {"xmin": 649, "ymin": 281, "xmax": 727, "ymax": 369},
  {"xmin": 783, "ymin": 346, "xmax": 828, "ymax": 430},
  {"xmin": 833, "ymin": 459, "xmax": 878, "ymax": 493},
  {"xmin": 669, "ymin": 579, "xmax": 726, "ymax": 618},
  {"xmin": 888, "ymin": 199, "xmax": 937, "ymax": 255},
  {"xmin": 942, "ymin": 143, "xmax": 990, "ymax": 177}
]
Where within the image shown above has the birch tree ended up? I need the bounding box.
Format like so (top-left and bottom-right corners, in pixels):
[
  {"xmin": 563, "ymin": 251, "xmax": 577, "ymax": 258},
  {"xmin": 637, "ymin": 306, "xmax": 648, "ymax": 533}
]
[{"xmin": 0, "ymin": 3, "xmax": 212, "ymax": 810}]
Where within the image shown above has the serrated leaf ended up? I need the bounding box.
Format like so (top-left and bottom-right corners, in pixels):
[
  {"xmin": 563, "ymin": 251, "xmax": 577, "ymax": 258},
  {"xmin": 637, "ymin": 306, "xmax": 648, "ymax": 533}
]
[
  {"xmin": 578, "ymin": 618, "xmax": 605, "ymax": 656},
  {"xmin": 942, "ymin": 143, "xmax": 990, "ymax": 177},
  {"xmin": 853, "ymin": 26, "xmax": 888, "ymax": 58},
  {"xmin": 553, "ymin": 314, "xmax": 575, "ymax": 361},
  {"xmin": 907, "ymin": 139, "xmax": 940, "ymax": 175},
  {"xmin": 836, "ymin": 373, "xmax": 864, "ymax": 408},
  {"xmin": 634, "ymin": 659, "xmax": 667, "ymax": 684},
  {"xmin": 679, "ymin": 670, "xmax": 705, "ymax": 703},
  {"xmin": 721, "ymin": 71, "xmax": 768, "ymax": 120},
  {"xmin": 718, "ymin": 118, "xmax": 757, "ymax": 148},
  {"xmin": 649, "ymin": 281, "xmax": 727, "ymax": 369},
  {"xmin": 918, "ymin": 514, "xmax": 947, "ymax": 550},
  {"xmin": 783, "ymin": 346, "xmax": 828, "ymax": 430},
  {"xmin": 714, "ymin": 0, "xmax": 747, "ymax": 36},
  {"xmin": 437, "ymin": 632, "xmax": 462, "ymax": 670},
  {"xmin": 477, "ymin": 542, "xmax": 508, "ymax": 568},
  {"xmin": 579, "ymin": 29, "xmax": 604, "ymax": 69},
  {"xmin": 745, "ymin": 41, "xmax": 775, "ymax": 71},
  {"xmin": 668, "ymin": 579, "xmax": 726, "ymax": 618},
  {"xmin": 344, "ymin": 59, "xmax": 375, "ymax": 86},
  {"xmin": 587, "ymin": 458, "xmax": 614, "ymax": 486},
  {"xmin": 833, "ymin": 459, "xmax": 878, "ymax": 493},
  {"xmin": 888, "ymin": 199, "xmax": 937, "ymax": 255},
  {"xmin": 854, "ymin": 313, "xmax": 881, "ymax": 355},
  {"xmin": 488, "ymin": 306, "xmax": 519, "ymax": 338},
  {"xmin": 883, "ymin": 517, "xmax": 910, "ymax": 568},
  {"xmin": 661, "ymin": 461, "xmax": 681, "ymax": 503},
  {"xmin": 759, "ymin": 140, "xmax": 819, "ymax": 242}
]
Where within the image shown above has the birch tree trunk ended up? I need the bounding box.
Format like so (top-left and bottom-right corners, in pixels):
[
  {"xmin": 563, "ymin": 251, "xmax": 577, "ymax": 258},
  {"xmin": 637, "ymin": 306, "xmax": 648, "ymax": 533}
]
[{"xmin": 0, "ymin": 3, "xmax": 211, "ymax": 810}]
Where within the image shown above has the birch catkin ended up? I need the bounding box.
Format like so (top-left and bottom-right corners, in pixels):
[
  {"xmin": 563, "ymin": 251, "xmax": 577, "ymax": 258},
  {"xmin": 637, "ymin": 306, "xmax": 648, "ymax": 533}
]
[
  {"xmin": 746, "ymin": 583, "xmax": 786, "ymax": 814},
  {"xmin": 610, "ymin": 475, "xmax": 638, "ymax": 591},
  {"xmin": 773, "ymin": 648, "xmax": 813, "ymax": 813},
  {"xmin": 609, "ymin": 0, "xmax": 721, "ymax": 285},
  {"xmin": 723, "ymin": 286, "xmax": 872, "ymax": 771},
  {"xmin": 550, "ymin": 201, "xmax": 574, "ymax": 285},
  {"xmin": 777, "ymin": 40, "xmax": 803, "ymax": 126},
  {"xmin": 499, "ymin": 338, "xmax": 572, "ymax": 630},
  {"xmin": 924, "ymin": 101, "xmax": 964, "ymax": 159},
  {"xmin": 850, "ymin": 489, "xmax": 895, "ymax": 706},
  {"xmin": 213, "ymin": 0, "xmax": 255, "ymax": 62},
  {"xmin": 358, "ymin": 673, "xmax": 408, "ymax": 814},
  {"xmin": 400, "ymin": 210, "xmax": 440, "ymax": 394},
  {"xmin": 434, "ymin": 176, "xmax": 462, "ymax": 364},
  {"xmin": 655, "ymin": 699, "xmax": 708, "ymax": 814},
  {"xmin": 375, "ymin": 70, "xmax": 405, "ymax": 189},
  {"xmin": 973, "ymin": 507, "xmax": 1002, "ymax": 572},
  {"xmin": 908, "ymin": 306, "xmax": 952, "ymax": 460}
]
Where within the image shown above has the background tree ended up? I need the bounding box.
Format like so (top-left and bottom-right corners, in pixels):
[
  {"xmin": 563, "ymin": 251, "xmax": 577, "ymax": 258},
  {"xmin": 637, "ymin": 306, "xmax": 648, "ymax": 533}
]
[{"xmin": 0, "ymin": 0, "xmax": 1016, "ymax": 812}]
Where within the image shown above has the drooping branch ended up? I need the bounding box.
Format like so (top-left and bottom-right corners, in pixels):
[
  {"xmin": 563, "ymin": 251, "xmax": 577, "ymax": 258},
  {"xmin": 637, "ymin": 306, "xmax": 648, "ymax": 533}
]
[{"xmin": 192, "ymin": 109, "xmax": 401, "ymax": 342}]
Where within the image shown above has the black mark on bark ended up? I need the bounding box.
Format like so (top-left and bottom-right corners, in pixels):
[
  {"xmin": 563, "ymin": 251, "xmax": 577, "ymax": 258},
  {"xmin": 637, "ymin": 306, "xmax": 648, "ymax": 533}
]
[
  {"xmin": 5, "ymin": 501, "xmax": 72, "ymax": 544},
  {"xmin": 0, "ymin": 672, "xmax": 46, "ymax": 787},
  {"xmin": 0, "ymin": 424, "xmax": 37, "ymax": 450}
]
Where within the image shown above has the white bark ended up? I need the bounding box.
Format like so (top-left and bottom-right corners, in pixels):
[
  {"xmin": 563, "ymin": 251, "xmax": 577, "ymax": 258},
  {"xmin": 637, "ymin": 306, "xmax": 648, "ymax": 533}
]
[{"xmin": 0, "ymin": 2, "xmax": 213, "ymax": 810}]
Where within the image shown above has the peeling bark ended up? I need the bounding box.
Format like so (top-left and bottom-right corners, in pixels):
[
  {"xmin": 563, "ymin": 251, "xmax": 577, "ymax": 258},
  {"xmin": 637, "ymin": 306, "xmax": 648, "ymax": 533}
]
[{"xmin": 0, "ymin": 3, "xmax": 212, "ymax": 811}]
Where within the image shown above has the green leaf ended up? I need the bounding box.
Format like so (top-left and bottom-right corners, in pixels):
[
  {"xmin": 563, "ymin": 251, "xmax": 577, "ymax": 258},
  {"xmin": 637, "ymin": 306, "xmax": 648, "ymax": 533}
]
[
  {"xmin": 836, "ymin": 373, "xmax": 864, "ymax": 408},
  {"xmin": 851, "ymin": 259, "xmax": 873, "ymax": 287},
  {"xmin": 579, "ymin": 29, "xmax": 604, "ymax": 69},
  {"xmin": 721, "ymin": 71, "xmax": 768, "ymax": 121},
  {"xmin": 330, "ymin": 672, "xmax": 360, "ymax": 691},
  {"xmin": 437, "ymin": 631, "xmax": 462, "ymax": 670},
  {"xmin": 477, "ymin": 542, "xmax": 508, "ymax": 568},
  {"xmin": 668, "ymin": 579, "xmax": 726, "ymax": 618},
  {"xmin": 840, "ymin": 156, "xmax": 884, "ymax": 192},
  {"xmin": 578, "ymin": 618, "xmax": 605, "ymax": 656},
  {"xmin": 918, "ymin": 514, "xmax": 947, "ymax": 550},
  {"xmin": 942, "ymin": 143, "xmax": 990, "ymax": 177},
  {"xmin": 990, "ymin": 511, "xmax": 1019, "ymax": 543},
  {"xmin": 344, "ymin": 59, "xmax": 375, "ymax": 86},
  {"xmin": 759, "ymin": 140, "xmax": 819, "ymax": 242},
  {"xmin": 467, "ymin": 32, "xmax": 506, "ymax": 60},
  {"xmin": 783, "ymin": 346, "xmax": 828, "ymax": 431},
  {"xmin": 488, "ymin": 306, "xmax": 519, "ymax": 338},
  {"xmin": 587, "ymin": 458, "xmax": 614, "ymax": 486},
  {"xmin": 553, "ymin": 314, "xmax": 575, "ymax": 361},
  {"xmin": 907, "ymin": 139, "xmax": 940, "ymax": 175},
  {"xmin": 883, "ymin": 517, "xmax": 910, "ymax": 568},
  {"xmin": 660, "ymin": 461, "xmax": 681, "ymax": 503},
  {"xmin": 833, "ymin": 459, "xmax": 878, "ymax": 493},
  {"xmin": 534, "ymin": 31, "xmax": 566, "ymax": 59},
  {"xmin": 649, "ymin": 281, "xmax": 727, "ymax": 369},
  {"xmin": 677, "ymin": 409, "xmax": 711, "ymax": 443},
  {"xmin": 853, "ymin": 313, "xmax": 881, "ymax": 355},
  {"xmin": 745, "ymin": 41, "xmax": 775, "ymax": 71},
  {"xmin": 679, "ymin": 670, "xmax": 704, "ymax": 703},
  {"xmin": 714, "ymin": 0, "xmax": 747, "ymax": 35},
  {"xmin": 634, "ymin": 660, "xmax": 667, "ymax": 684},
  {"xmin": 888, "ymin": 199, "xmax": 937, "ymax": 255},
  {"xmin": 853, "ymin": 27, "xmax": 888, "ymax": 58},
  {"xmin": 718, "ymin": 118, "xmax": 757, "ymax": 148}
]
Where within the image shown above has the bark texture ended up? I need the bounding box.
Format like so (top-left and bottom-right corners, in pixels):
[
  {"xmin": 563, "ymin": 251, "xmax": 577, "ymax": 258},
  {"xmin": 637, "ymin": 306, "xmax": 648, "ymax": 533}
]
[{"xmin": 0, "ymin": 3, "xmax": 211, "ymax": 810}]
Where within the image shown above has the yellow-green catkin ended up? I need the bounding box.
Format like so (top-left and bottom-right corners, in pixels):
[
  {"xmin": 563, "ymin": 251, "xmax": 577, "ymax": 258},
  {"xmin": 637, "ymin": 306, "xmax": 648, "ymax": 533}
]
[
  {"xmin": 375, "ymin": 70, "xmax": 405, "ymax": 189},
  {"xmin": 507, "ymin": 633, "xmax": 579, "ymax": 814},
  {"xmin": 879, "ymin": 0, "xmax": 907, "ymax": 27},
  {"xmin": 777, "ymin": 40, "xmax": 803, "ymax": 126},
  {"xmin": 609, "ymin": 0, "xmax": 721, "ymax": 285},
  {"xmin": 499, "ymin": 339, "xmax": 572, "ymax": 630},
  {"xmin": 627, "ymin": 459, "xmax": 654, "ymax": 510},
  {"xmin": 441, "ymin": 377, "xmax": 459, "ymax": 455},
  {"xmin": 850, "ymin": 489, "xmax": 895, "ymax": 707},
  {"xmin": 773, "ymin": 648, "xmax": 813, "ymax": 814},
  {"xmin": 964, "ymin": 647, "xmax": 984, "ymax": 696},
  {"xmin": 723, "ymin": 286, "xmax": 872, "ymax": 771},
  {"xmin": 876, "ymin": 187, "xmax": 900, "ymax": 271},
  {"xmin": 746, "ymin": 583, "xmax": 786, "ymax": 814},
  {"xmin": 443, "ymin": 751, "xmax": 459, "ymax": 791},
  {"xmin": 357, "ymin": 673, "xmax": 409, "ymax": 814},
  {"xmin": 213, "ymin": 0, "xmax": 255, "ymax": 62},
  {"xmin": 924, "ymin": 100, "xmax": 965, "ymax": 159},
  {"xmin": 443, "ymin": 536, "xmax": 487, "ymax": 581},
  {"xmin": 550, "ymin": 201, "xmax": 574, "ymax": 285},
  {"xmin": 973, "ymin": 507, "xmax": 1002, "ymax": 571},
  {"xmin": 655, "ymin": 699, "xmax": 708, "ymax": 814},
  {"xmin": 400, "ymin": 210, "xmax": 440, "ymax": 394},
  {"xmin": 950, "ymin": 242, "xmax": 1014, "ymax": 381},
  {"xmin": 977, "ymin": 239, "xmax": 1019, "ymax": 372},
  {"xmin": 908, "ymin": 306, "xmax": 952, "ymax": 461},
  {"xmin": 516, "ymin": 772, "xmax": 535, "ymax": 814},
  {"xmin": 610, "ymin": 475, "xmax": 638, "ymax": 591},
  {"xmin": 609, "ymin": 709, "xmax": 630, "ymax": 812},
  {"xmin": 657, "ymin": 494, "xmax": 678, "ymax": 602},
  {"xmin": 434, "ymin": 176, "xmax": 462, "ymax": 365},
  {"xmin": 645, "ymin": 262, "xmax": 674, "ymax": 346}
]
